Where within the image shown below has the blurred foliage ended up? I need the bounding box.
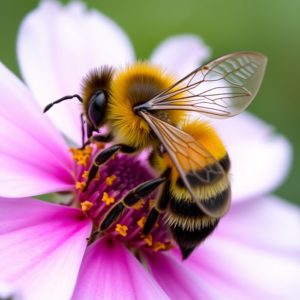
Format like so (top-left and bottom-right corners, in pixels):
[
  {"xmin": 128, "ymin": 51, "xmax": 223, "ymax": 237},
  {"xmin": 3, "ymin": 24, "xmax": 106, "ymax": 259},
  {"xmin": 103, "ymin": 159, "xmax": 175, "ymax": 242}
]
[{"xmin": 0, "ymin": 0, "xmax": 299, "ymax": 204}]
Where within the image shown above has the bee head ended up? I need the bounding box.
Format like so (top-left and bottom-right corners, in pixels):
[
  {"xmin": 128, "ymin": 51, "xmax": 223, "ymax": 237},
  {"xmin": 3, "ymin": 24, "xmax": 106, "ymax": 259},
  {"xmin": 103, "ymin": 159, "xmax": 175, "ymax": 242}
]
[
  {"xmin": 86, "ymin": 90, "xmax": 108, "ymax": 128},
  {"xmin": 81, "ymin": 66, "xmax": 115, "ymax": 129}
]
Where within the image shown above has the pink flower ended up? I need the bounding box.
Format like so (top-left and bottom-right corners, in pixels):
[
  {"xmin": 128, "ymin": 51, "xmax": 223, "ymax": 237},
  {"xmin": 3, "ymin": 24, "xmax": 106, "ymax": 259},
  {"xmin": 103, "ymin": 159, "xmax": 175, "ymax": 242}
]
[{"xmin": 0, "ymin": 1, "xmax": 299, "ymax": 299}]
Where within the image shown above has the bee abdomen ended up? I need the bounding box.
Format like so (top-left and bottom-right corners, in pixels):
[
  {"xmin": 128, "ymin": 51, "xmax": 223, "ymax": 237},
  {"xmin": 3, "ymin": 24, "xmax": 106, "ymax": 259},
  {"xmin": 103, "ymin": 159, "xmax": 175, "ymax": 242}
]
[
  {"xmin": 170, "ymin": 220, "xmax": 219, "ymax": 259},
  {"xmin": 176, "ymin": 154, "xmax": 230, "ymax": 188},
  {"xmin": 166, "ymin": 186, "xmax": 230, "ymax": 259}
]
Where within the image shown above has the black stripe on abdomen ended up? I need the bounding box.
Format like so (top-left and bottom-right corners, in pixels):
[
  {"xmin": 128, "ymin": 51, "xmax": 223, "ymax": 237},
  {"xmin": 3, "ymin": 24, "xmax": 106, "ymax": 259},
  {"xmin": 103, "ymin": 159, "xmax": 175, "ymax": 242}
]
[
  {"xmin": 170, "ymin": 220, "xmax": 219, "ymax": 259},
  {"xmin": 176, "ymin": 154, "xmax": 230, "ymax": 188},
  {"xmin": 169, "ymin": 187, "xmax": 230, "ymax": 218}
]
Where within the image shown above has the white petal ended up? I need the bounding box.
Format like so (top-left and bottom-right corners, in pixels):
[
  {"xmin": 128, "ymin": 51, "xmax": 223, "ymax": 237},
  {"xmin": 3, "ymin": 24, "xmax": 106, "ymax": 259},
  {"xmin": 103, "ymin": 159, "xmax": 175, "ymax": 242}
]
[
  {"xmin": 182, "ymin": 195, "xmax": 300, "ymax": 300},
  {"xmin": 188, "ymin": 238, "xmax": 300, "ymax": 300},
  {"xmin": 212, "ymin": 112, "xmax": 292, "ymax": 201},
  {"xmin": 17, "ymin": 0, "xmax": 135, "ymax": 144},
  {"xmin": 218, "ymin": 195, "xmax": 300, "ymax": 255},
  {"xmin": 150, "ymin": 34, "xmax": 211, "ymax": 78}
]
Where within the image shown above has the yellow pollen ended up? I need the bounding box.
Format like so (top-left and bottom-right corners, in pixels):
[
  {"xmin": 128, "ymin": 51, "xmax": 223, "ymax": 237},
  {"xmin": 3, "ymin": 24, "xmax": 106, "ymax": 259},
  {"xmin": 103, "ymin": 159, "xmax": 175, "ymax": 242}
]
[
  {"xmin": 164, "ymin": 242, "xmax": 175, "ymax": 251},
  {"xmin": 105, "ymin": 175, "xmax": 117, "ymax": 186},
  {"xmin": 148, "ymin": 199, "xmax": 155, "ymax": 209},
  {"xmin": 95, "ymin": 142, "xmax": 105, "ymax": 149},
  {"xmin": 75, "ymin": 181, "xmax": 86, "ymax": 191},
  {"xmin": 82, "ymin": 170, "xmax": 89, "ymax": 179},
  {"xmin": 132, "ymin": 200, "xmax": 144, "ymax": 210},
  {"xmin": 94, "ymin": 172, "xmax": 101, "ymax": 181},
  {"xmin": 70, "ymin": 146, "xmax": 93, "ymax": 167},
  {"xmin": 102, "ymin": 192, "xmax": 115, "ymax": 205},
  {"xmin": 152, "ymin": 241, "xmax": 166, "ymax": 252},
  {"xmin": 144, "ymin": 234, "xmax": 153, "ymax": 246},
  {"xmin": 81, "ymin": 200, "xmax": 93, "ymax": 212},
  {"xmin": 115, "ymin": 224, "xmax": 128, "ymax": 237},
  {"xmin": 137, "ymin": 216, "xmax": 146, "ymax": 228},
  {"xmin": 83, "ymin": 146, "xmax": 93, "ymax": 154}
]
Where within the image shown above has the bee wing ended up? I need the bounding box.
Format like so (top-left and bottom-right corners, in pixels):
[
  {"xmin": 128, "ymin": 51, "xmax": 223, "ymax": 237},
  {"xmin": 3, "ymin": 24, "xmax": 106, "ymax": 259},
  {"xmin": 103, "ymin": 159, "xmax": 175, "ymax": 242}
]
[
  {"xmin": 140, "ymin": 111, "xmax": 230, "ymax": 218},
  {"xmin": 144, "ymin": 52, "xmax": 267, "ymax": 118}
]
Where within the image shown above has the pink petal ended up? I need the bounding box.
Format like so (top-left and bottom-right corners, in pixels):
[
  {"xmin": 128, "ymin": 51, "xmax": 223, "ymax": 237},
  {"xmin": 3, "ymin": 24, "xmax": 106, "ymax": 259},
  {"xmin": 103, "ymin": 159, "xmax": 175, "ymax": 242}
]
[
  {"xmin": 150, "ymin": 35, "xmax": 211, "ymax": 78},
  {"xmin": 213, "ymin": 112, "xmax": 292, "ymax": 201},
  {"xmin": 185, "ymin": 238, "xmax": 300, "ymax": 300},
  {"xmin": 218, "ymin": 195, "xmax": 300, "ymax": 254},
  {"xmin": 147, "ymin": 252, "xmax": 224, "ymax": 299},
  {"xmin": 72, "ymin": 239, "xmax": 168, "ymax": 300},
  {"xmin": 0, "ymin": 62, "xmax": 74, "ymax": 197},
  {"xmin": 0, "ymin": 197, "xmax": 92, "ymax": 300},
  {"xmin": 17, "ymin": 0, "xmax": 135, "ymax": 144},
  {"xmin": 179, "ymin": 196, "xmax": 300, "ymax": 299}
]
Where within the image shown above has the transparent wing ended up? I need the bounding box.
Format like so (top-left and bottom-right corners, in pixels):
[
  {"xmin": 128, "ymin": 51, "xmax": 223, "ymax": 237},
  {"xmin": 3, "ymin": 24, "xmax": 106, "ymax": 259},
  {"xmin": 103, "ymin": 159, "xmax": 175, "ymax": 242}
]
[
  {"xmin": 140, "ymin": 111, "xmax": 230, "ymax": 218},
  {"xmin": 142, "ymin": 52, "xmax": 267, "ymax": 118}
]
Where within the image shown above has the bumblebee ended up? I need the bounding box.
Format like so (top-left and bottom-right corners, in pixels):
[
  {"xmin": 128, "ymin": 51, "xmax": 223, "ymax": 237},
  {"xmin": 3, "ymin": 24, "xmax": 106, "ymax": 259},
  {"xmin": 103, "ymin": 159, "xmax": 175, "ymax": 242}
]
[{"xmin": 44, "ymin": 52, "xmax": 267, "ymax": 258}]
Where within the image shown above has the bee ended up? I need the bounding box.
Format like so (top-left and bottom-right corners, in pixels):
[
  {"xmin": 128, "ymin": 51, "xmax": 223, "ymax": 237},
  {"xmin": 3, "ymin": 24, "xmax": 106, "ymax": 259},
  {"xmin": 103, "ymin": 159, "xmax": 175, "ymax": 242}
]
[{"xmin": 44, "ymin": 52, "xmax": 267, "ymax": 258}]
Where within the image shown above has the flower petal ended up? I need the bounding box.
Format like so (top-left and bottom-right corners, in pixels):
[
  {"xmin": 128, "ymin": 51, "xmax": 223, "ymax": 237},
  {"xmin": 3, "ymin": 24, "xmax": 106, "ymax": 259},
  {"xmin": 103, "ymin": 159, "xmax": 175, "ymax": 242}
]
[
  {"xmin": 147, "ymin": 251, "xmax": 224, "ymax": 299},
  {"xmin": 150, "ymin": 34, "xmax": 211, "ymax": 78},
  {"xmin": 213, "ymin": 112, "xmax": 292, "ymax": 201},
  {"xmin": 185, "ymin": 237, "xmax": 300, "ymax": 300},
  {"xmin": 0, "ymin": 62, "xmax": 74, "ymax": 197},
  {"xmin": 72, "ymin": 239, "xmax": 169, "ymax": 300},
  {"xmin": 0, "ymin": 197, "xmax": 92, "ymax": 300},
  {"xmin": 218, "ymin": 195, "xmax": 300, "ymax": 255},
  {"xmin": 17, "ymin": 0, "xmax": 135, "ymax": 143},
  {"xmin": 180, "ymin": 196, "xmax": 300, "ymax": 299}
]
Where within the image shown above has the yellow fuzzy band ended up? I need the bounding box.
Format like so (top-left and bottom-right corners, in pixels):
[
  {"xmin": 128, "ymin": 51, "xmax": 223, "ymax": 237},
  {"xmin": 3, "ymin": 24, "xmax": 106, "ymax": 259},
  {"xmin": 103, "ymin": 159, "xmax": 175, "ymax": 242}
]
[{"xmin": 107, "ymin": 62, "xmax": 185, "ymax": 149}]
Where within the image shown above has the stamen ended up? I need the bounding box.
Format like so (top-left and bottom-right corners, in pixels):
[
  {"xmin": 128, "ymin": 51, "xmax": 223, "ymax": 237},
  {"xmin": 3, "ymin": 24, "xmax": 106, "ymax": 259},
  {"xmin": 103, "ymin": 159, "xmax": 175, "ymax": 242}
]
[
  {"xmin": 144, "ymin": 234, "xmax": 153, "ymax": 246},
  {"xmin": 152, "ymin": 241, "xmax": 166, "ymax": 252},
  {"xmin": 76, "ymin": 181, "xmax": 86, "ymax": 191},
  {"xmin": 105, "ymin": 175, "xmax": 117, "ymax": 186},
  {"xmin": 102, "ymin": 192, "xmax": 115, "ymax": 205},
  {"xmin": 148, "ymin": 199, "xmax": 155, "ymax": 209},
  {"xmin": 115, "ymin": 224, "xmax": 128, "ymax": 237},
  {"xmin": 82, "ymin": 170, "xmax": 89, "ymax": 179},
  {"xmin": 137, "ymin": 216, "xmax": 146, "ymax": 228},
  {"xmin": 132, "ymin": 200, "xmax": 144, "ymax": 210},
  {"xmin": 81, "ymin": 200, "xmax": 93, "ymax": 212},
  {"xmin": 70, "ymin": 146, "xmax": 93, "ymax": 167}
]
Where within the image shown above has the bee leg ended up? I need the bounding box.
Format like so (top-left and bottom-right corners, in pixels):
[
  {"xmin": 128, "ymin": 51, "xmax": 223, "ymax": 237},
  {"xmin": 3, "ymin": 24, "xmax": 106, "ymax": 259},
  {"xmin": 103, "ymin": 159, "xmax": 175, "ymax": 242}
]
[
  {"xmin": 83, "ymin": 144, "xmax": 136, "ymax": 191},
  {"xmin": 80, "ymin": 119, "xmax": 99, "ymax": 149},
  {"xmin": 80, "ymin": 131, "xmax": 113, "ymax": 150},
  {"xmin": 143, "ymin": 178, "xmax": 171, "ymax": 235},
  {"xmin": 92, "ymin": 132, "xmax": 114, "ymax": 143},
  {"xmin": 80, "ymin": 113, "xmax": 86, "ymax": 148},
  {"xmin": 100, "ymin": 177, "xmax": 166, "ymax": 232}
]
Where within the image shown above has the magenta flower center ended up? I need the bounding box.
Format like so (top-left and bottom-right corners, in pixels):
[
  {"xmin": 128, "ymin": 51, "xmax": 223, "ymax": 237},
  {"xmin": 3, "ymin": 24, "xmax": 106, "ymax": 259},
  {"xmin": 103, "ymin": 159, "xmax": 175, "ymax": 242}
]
[{"xmin": 70, "ymin": 145, "xmax": 174, "ymax": 254}]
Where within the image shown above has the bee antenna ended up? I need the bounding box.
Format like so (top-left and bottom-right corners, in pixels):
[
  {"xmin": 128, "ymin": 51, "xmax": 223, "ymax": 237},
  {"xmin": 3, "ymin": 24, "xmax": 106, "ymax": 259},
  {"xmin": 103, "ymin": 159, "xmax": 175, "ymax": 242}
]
[{"xmin": 43, "ymin": 94, "xmax": 83, "ymax": 113}]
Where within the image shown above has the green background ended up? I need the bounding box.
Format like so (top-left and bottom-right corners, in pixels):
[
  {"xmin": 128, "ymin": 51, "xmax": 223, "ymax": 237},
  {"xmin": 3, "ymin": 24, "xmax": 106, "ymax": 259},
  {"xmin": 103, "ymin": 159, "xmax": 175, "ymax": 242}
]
[{"xmin": 0, "ymin": 0, "xmax": 299, "ymax": 205}]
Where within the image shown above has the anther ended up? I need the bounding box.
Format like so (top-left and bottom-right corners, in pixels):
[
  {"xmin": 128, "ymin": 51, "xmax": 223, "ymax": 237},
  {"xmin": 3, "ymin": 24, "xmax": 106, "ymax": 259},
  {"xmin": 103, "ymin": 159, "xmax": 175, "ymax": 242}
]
[
  {"xmin": 76, "ymin": 181, "xmax": 86, "ymax": 191},
  {"xmin": 144, "ymin": 234, "xmax": 153, "ymax": 246},
  {"xmin": 102, "ymin": 192, "xmax": 115, "ymax": 205},
  {"xmin": 115, "ymin": 224, "xmax": 128, "ymax": 237},
  {"xmin": 81, "ymin": 201, "xmax": 93, "ymax": 212},
  {"xmin": 153, "ymin": 241, "xmax": 166, "ymax": 252},
  {"xmin": 105, "ymin": 175, "xmax": 117, "ymax": 186}
]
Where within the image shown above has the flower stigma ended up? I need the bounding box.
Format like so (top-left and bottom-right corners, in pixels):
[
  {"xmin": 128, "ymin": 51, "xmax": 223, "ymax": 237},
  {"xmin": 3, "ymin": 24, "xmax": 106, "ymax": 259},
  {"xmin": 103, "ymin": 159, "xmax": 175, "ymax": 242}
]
[{"xmin": 69, "ymin": 145, "xmax": 174, "ymax": 255}]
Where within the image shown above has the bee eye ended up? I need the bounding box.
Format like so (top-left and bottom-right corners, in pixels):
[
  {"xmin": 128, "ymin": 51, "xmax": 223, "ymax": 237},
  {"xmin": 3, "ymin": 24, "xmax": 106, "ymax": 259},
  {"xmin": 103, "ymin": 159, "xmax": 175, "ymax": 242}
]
[{"xmin": 88, "ymin": 91, "xmax": 107, "ymax": 127}]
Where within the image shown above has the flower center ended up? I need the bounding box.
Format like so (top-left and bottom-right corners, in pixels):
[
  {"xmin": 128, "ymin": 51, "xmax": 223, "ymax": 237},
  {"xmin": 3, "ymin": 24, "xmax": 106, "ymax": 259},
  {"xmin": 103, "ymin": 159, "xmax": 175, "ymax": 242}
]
[{"xmin": 70, "ymin": 145, "xmax": 174, "ymax": 254}]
